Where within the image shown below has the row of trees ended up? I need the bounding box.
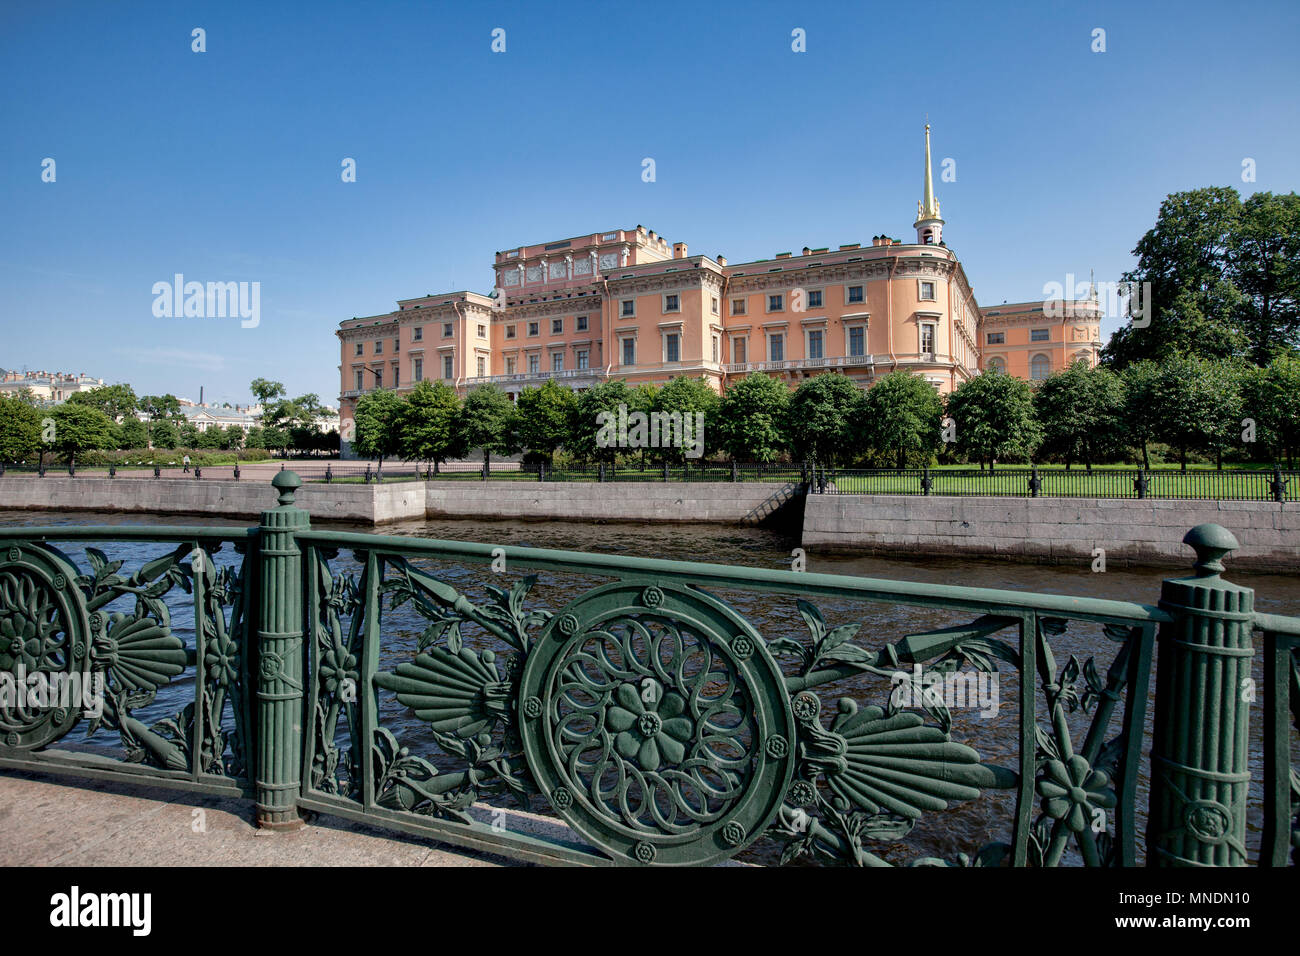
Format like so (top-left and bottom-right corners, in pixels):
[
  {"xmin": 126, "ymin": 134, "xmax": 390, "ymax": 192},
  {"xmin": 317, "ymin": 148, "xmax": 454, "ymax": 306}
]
[
  {"xmin": 352, "ymin": 352, "xmax": 1300, "ymax": 473},
  {"xmin": 0, "ymin": 380, "xmax": 340, "ymax": 466}
]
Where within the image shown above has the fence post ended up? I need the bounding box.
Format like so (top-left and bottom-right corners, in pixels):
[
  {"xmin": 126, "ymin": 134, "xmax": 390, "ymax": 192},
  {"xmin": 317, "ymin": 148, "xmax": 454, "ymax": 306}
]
[
  {"xmin": 538, "ymin": 462, "xmax": 545, "ymax": 482},
  {"xmin": 68, "ymin": 462, "xmax": 75, "ymax": 477},
  {"xmin": 363, "ymin": 463, "xmax": 371, "ymax": 484},
  {"xmin": 1029, "ymin": 465, "xmax": 1041, "ymax": 498},
  {"xmin": 254, "ymin": 471, "xmax": 309, "ymax": 830},
  {"xmin": 234, "ymin": 464, "xmax": 241, "ymax": 481},
  {"xmin": 152, "ymin": 464, "xmax": 159, "ymax": 479},
  {"xmin": 1147, "ymin": 524, "xmax": 1254, "ymax": 866},
  {"xmin": 323, "ymin": 463, "xmax": 331, "ymax": 483},
  {"xmin": 598, "ymin": 462, "xmax": 605, "ymax": 483},
  {"xmin": 921, "ymin": 467, "xmax": 932, "ymax": 496},
  {"xmin": 662, "ymin": 462, "xmax": 669, "ymax": 482},
  {"xmin": 108, "ymin": 463, "xmax": 116, "ymax": 479},
  {"xmin": 1134, "ymin": 470, "xmax": 1148, "ymax": 499},
  {"xmin": 731, "ymin": 460, "xmax": 739, "ymax": 482},
  {"xmin": 194, "ymin": 466, "xmax": 202, "ymax": 479}
]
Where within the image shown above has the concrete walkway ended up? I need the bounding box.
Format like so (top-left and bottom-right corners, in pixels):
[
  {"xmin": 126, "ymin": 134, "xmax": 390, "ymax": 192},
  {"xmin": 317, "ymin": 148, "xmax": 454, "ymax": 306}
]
[{"xmin": 0, "ymin": 770, "xmax": 514, "ymax": 867}]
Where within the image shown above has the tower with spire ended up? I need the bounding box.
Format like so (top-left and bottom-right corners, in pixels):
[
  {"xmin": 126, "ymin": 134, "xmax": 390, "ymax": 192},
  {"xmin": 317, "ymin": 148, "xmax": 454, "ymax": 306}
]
[{"xmin": 914, "ymin": 124, "xmax": 944, "ymax": 245}]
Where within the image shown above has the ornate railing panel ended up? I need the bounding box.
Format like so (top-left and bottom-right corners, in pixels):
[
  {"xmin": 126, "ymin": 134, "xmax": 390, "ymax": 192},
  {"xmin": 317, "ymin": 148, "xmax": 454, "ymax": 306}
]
[
  {"xmin": 0, "ymin": 527, "xmax": 256, "ymax": 796},
  {"xmin": 0, "ymin": 472, "xmax": 1296, "ymax": 867}
]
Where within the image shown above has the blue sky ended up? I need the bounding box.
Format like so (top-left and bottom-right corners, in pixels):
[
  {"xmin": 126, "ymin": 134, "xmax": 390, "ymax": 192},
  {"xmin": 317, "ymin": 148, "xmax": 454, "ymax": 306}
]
[{"xmin": 2, "ymin": 0, "xmax": 1297, "ymax": 407}]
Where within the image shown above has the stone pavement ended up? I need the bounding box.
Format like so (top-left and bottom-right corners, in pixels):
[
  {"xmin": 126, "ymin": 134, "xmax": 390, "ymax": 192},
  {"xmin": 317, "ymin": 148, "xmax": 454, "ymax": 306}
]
[{"xmin": 0, "ymin": 770, "xmax": 517, "ymax": 867}]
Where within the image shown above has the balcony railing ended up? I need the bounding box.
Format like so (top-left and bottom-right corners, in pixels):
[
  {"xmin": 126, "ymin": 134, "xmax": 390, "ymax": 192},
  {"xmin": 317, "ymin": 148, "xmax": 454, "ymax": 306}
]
[
  {"xmin": 0, "ymin": 472, "xmax": 1295, "ymax": 867},
  {"xmin": 467, "ymin": 368, "xmax": 605, "ymax": 386},
  {"xmin": 725, "ymin": 354, "xmax": 877, "ymax": 374}
]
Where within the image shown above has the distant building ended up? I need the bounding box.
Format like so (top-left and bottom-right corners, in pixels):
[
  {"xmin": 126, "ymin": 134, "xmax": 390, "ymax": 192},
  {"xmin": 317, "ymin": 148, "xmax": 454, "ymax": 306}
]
[
  {"xmin": 0, "ymin": 369, "xmax": 104, "ymax": 402},
  {"xmin": 335, "ymin": 126, "xmax": 1103, "ymax": 446}
]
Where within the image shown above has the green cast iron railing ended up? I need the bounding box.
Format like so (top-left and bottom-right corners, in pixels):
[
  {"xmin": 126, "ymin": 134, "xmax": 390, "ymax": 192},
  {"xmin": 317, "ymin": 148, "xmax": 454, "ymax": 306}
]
[{"xmin": 0, "ymin": 472, "xmax": 1295, "ymax": 866}]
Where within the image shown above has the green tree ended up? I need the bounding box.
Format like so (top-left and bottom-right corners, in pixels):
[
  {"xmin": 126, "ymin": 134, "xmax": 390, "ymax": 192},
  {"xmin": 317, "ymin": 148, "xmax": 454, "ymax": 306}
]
[
  {"xmin": 1242, "ymin": 353, "xmax": 1300, "ymax": 467},
  {"xmin": 66, "ymin": 383, "xmax": 138, "ymax": 421},
  {"xmin": 243, "ymin": 426, "xmax": 266, "ymax": 450},
  {"xmin": 261, "ymin": 426, "xmax": 290, "ymax": 455},
  {"xmin": 149, "ymin": 419, "xmax": 179, "ymax": 450},
  {"xmin": 945, "ymin": 370, "xmax": 1040, "ymax": 468},
  {"xmin": 222, "ymin": 424, "xmax": 245, "ymax": 450},
  {"xmin": 788, "ymin": 374, "xmax": 861, "ymax": 466},
  {"xmin": 1148, "ymin": 355, "xmax": 1242, "ymax": 470},
  {"xmin": 1120, "ymin": 361, "xmax": 1162, "ymax": 470},
  {"xmin": 0, "ymin": 394, "xmax": 42, "ymax": 462},
  {"xmin": 196, "ymin": 427, "xmax": 224, "ymax": 449},
  {"xmin": 515, "ymin": 379, "xmax": 575, "ymax": 464},
  {"xmin": 716, "ymin": 373, "xmax": 790, "ymax": 462},
  {"xmin": 352, "ymin": 388, "xmax": 407, "ymax": 465},
  {"xmin": 115, "ymin": 417, "xmax": 150, "ymax": 450},
  {"xmin": 250, "ymin": 378, "xmax": 287, "ymax": 409},
  {"xmin": 458, "ymin": 384, "xmax": 518, "ymax": 468},
  {"xmin": 43, "ymin": 404, "xmax": 114, "ymax": 468},
  {"xmin": 650, "ymin": 376, "xmax": 720, "ymax": 463},
  {"xmin": 178, "ymin": 421, "xmax": 200, "ymax": 447},
  {"xmin": 857, "ymin": 370, "xmax": 944, "ymax": 469},
  {"xmin": 569, "ymin": 380, "xmax": 635, "ymax": 464},
  {"xmin": 1228, "ymin": 191, "xmax": 1300, "ymax": 363},
  {"xmin": 139, "ymin": 394, "xmax": 182, "ymax": 422},
  {"xmin": 1103, "ymin": 187, "xmax": 1248, "ymax": 368},
  {"xmin": 402, "ymin": 380, "xmax": 465, "ymax": 471},
  {"xmin": 1032, "ymin": 363, "xmax": 1126, "ymax": 470}
]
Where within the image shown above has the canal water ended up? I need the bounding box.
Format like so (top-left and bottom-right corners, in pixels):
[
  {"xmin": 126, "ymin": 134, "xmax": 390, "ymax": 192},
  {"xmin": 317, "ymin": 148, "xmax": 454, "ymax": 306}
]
[{"xmin": 2, "ymin": 509, "xmax": 1296, "ymax": 866}]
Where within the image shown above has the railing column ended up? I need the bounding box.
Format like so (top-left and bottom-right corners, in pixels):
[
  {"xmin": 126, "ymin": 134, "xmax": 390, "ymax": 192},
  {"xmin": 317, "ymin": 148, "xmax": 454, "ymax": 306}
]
[
  {"xmin": 254, "ymin": 471, "xmax": 309, "ymax": 830},
  {"xmin": 1147, "ymin": 524, "xmax": 1254, "ymax": 866}
]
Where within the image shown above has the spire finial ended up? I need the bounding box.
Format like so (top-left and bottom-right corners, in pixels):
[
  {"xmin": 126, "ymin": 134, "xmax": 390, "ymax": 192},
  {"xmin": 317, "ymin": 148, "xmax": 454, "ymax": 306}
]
[{"xmin": 914, "ymin": 123, "xmax": 942, "ymax": 236}]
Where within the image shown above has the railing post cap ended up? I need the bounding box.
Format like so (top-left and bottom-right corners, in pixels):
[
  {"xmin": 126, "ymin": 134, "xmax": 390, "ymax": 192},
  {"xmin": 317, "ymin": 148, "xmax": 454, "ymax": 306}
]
[
  {"xmin": 272, "ymin": 469, "xmax": 302, "ymax": 506},
  {"xmin": 1183, "ymin": 523, "xmax": 1238, "ymax": 577}
]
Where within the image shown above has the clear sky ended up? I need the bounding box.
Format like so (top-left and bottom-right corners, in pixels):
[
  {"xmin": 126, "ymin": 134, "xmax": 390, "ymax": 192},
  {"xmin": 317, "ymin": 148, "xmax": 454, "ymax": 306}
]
[{"xmin": 2, "ymin": 0, "xmax": 1297, "ymax": 408}]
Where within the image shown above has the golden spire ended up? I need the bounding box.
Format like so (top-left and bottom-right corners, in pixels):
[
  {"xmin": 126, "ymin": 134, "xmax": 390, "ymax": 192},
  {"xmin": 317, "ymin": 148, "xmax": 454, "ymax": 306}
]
[{"xmin": 916, "ymin": 124, "xmax": 941, "ymax": 223}]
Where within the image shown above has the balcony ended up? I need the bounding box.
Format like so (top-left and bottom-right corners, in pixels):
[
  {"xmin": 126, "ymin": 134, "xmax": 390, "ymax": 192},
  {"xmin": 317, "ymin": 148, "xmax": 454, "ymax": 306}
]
[
  {"xmin": 466, "ymin": 368, "xmax": 606, "ymax": 387},
  {"xmin": 724, "ymin": 354, "xmax": 876, "ymax": 374}
]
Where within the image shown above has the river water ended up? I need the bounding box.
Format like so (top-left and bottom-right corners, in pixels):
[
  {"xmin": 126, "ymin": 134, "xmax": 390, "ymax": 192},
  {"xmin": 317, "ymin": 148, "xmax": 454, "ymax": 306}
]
[{"xmin": 3, "ymin": 509, "xmax": 1297, "ymax": 866}]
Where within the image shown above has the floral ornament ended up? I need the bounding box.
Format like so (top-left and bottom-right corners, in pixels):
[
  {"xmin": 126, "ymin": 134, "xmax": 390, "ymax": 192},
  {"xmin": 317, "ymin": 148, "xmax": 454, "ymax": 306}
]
[
  {"xmin": 319, "ymin": 644, "xmax": 357, "ymax": 698},
  {"xmin": 1036, "ymin": 754, "xmax": 1116, "ymax": 833},
  {"xmin": 376, "ymin": 645, "xmax": 515, "ymax": 739},
  {"xmin": 206, "ymin": 631, "xmax": 239, "ymax": 687},
  {"xmin": 607, "ymin": 680, "xmax": 693, "ymax": 773},
  {"xmin": 0, "ymin": 572, "xmax": 60, "ymax": 673},
  {"xmin": 92, "ymin": 611, "xmax": 187, "ymax": 702}
]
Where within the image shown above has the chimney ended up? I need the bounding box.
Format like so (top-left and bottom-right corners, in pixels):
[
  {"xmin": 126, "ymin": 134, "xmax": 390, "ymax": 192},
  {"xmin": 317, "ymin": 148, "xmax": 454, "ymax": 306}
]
[
  {"xmin": 717, "ymin": 255, "xmax": 727, "ymax": 267},
  {"xmin": 673, "ymin": 242, "xmax": 688, "ymax": 259},
  {"xmin": 802, "ymin": 247, "xmax": 811, "ymax": 256}
]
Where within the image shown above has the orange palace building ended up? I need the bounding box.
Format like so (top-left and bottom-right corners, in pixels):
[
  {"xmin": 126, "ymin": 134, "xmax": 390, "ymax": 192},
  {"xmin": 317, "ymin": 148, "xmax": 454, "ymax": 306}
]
[{"xmin": 337, "ymin": 127, "xmax": 1102, "ymax": 444}]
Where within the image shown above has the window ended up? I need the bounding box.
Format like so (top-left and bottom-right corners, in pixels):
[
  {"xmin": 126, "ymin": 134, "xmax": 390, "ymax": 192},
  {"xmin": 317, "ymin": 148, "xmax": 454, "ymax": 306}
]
[
  {"xmin": 807, "ymin": 290, "xmax": 823, "ymax": 308},
  {"xmin": 477, "ymin": 356, "xmax": 486, "ymax": 377},
  {"xmin": 987, "ymin": 357, "xmax": 1006, "ymax": 374},
  {"xmin": 412, "ymin": 327, "xmax": 423, "ymax": 342},
  {"xmin": 373, "ymin": 367, "xmax": 383, "ymax": 387},
  {"xmin": 732, "ymin": 298, "xmax": 746, "ymax": 315},
  {"xmin": 552, "ymin": 318, "xmax": 563, "ymax": 334},
  {"xmin": 506, "ymin": 325, "xmax": 516, "ymax": 339},
  {"xmin": 665, "ymin": 333, "xmax": 680, "ymax": 363},
  {"xmin": 847, "ymin": 285, "xmax": 864, "ymax": 304},
  {"xmin": 807, "ymin": 329, "xmax": 824, "ymax": 359},
  {"xmin": 478, "ymin": 324, "xmax": 486, "ymax": 338},
  {"xmin": 577, "ymin": 349, "xmax": 589, "ymax": 370},
  {"xmin": 374, "ymin": 340, "xmax": 383, "ymax": 354},
  {"xmin": 987, "ymin": 332, "xmax": 1005, "ymax": 345},
  {"xmin": 733, "ymin": 338, "xmax": 746, "ymax": 364},
  {"xmin": 622, "ymin": 338, "xmax": 636, "ymax": 366},
  {"xmin": 711, "ymin": 296, "xmax": 719, "ymax": 315},
  {"xmin": 768, "ymin": 294, "xmax": 784, "ymax": 312},
  {"xmin": 576, "ymin": 315, "xmax": 588, "ymax": 331},
  {"xmin": 354, "ymin": 343, "xmax": 363, "ymax": 356},
  {"xmin": 1031, "ymin": 354, "xmax": 1051, "ymax": 380},
  {"xmin": 552, "ymin": 352, "xmax": 564, "ymax": 372},
  {"xmin": 413, "ymin": 358, "xmax": 423, "ymax": 381},
  {"xmin": 392, "ymin": 365, "xmax": 399, "ymax": 387},
  {"xmin": 621, "ymin": 299, "xmax": 635, "ymax": 317},
  {"xmin": 354, "ymin": 369, "xmax": 363, "ymax": 390},
  {"xmin": 505, "ymin": 357, "xmax": 516, "ymax": 375},
  {"xmin": 848, "ymin": 326, "xmax": 865, "ymax": 357},
  {"xmin": 920, "ymin": 324, "xmax": 935, "ymax": 355},
  {"xmin": 442, "ymin": 322, "xmax": 453, "ymax": 337},
  {"xmin": 394, "ymin": 338, "xmax": 400, "ymax": 352},
  {"xmin": 1030, "ymin": 328, "xmax": 1050, "ymax": 342},
  {"xmin": 528, "ymin": 321, "xmax": 539, "ymax": 337},
  {"xmin": 664, "ymin": 293, "xmax": 680, "ymax": 313},
  {"xmin": 528, "ymin": 354, "xmax": 540, "ymax": 374},
  {"xmin": 919, "ymin": 281, "xmax": 936, "ymax": 301},
  {"xmin": 443, "ymin": 355, "xmax": 453, "ymax": 379},
  {"xmin": 712, "ymin": 335, "xmax": 719, "ymax": 363},
  {"xmin": 769, "ymin": 333, "xmax": 784, "ymax": 362}
]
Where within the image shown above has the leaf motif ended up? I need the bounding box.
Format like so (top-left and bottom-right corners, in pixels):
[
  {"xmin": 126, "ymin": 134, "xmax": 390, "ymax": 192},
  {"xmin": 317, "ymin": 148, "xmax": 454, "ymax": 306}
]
[
  {"xmin": 818, "ymin": 622, "xmax": 862, "ymax": 657},
  {"xmin": 1034, "ymin": 724, "xmax": 1060, "ymax": 761},
  {"xmin": 796, "ymin": 599, "xmax": 827, "ymax": 647}
]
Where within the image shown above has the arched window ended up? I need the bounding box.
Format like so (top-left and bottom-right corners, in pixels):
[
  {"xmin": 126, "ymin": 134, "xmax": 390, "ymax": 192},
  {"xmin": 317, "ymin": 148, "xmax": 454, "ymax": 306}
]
[
  {"xmin": 1030, "ymin": 354, "xmax": 1051, "ymax": 381},
  {"xmin": 986, "ymin": 356, "xmax": 1005, "ymax": 374}
]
